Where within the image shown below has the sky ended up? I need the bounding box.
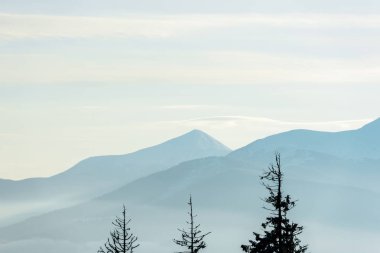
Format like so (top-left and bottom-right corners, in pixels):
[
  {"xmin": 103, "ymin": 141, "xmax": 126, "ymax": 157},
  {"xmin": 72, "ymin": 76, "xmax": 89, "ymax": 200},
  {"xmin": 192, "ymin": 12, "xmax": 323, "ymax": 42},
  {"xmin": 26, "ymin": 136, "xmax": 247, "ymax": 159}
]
[{"xmin": 0, "ymin": 0, "xmax": 379, "ymax": 180}]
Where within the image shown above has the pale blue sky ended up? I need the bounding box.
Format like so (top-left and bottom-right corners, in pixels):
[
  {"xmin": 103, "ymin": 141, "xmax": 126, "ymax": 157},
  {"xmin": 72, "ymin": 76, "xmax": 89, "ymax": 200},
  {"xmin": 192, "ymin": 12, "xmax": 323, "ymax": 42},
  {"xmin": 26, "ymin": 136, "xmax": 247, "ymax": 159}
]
[{"xmin": 0, "ymin": 1, "xmax": 379, "ymax": 179}]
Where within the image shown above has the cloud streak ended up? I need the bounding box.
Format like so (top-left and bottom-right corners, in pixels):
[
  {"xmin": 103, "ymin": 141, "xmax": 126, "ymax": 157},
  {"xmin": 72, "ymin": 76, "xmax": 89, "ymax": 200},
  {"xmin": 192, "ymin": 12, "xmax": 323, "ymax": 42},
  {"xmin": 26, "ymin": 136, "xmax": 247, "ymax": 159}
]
[
  {"xmin": 1, "ymin": 50, "xmax": 380, "ymax": 85},
  {"xmin": 1, "ymin": 12, "xmax": 380, "ymax": 40},
  {"xmin": 167, "ymin": 116, "xmax": 373, "ymax": 135},
  {"xmin": 160, "ymin": 105, "xmax": 219, "ymax": 110}
]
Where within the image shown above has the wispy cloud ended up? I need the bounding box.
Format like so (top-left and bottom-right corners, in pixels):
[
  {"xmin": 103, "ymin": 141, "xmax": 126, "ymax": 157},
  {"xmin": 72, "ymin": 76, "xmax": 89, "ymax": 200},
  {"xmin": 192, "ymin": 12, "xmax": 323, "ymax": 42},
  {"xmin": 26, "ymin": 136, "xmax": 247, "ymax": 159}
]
[
  {"xmin": 0, "ymin": 13, "xmax": 181, "ymax": 40},
  {"xmin": 159, "ymin": 105, "xmax": 219, "ymax": 110},
  {"xmin": 1, "ymin": 13, "xmax": 380, "ymax": 40},
  {"xmin": 166, "ymin": 116, "xmax": 373, "ymax": 133},
  {"xmin": 0, "ymin": 132, "xmax": 21, "ymax": 139},
  {"xmin": 2, "ymin": 12, "xmax": 380, "ymax": 85},
  {"xmin": 1, "ymin": 50, "xmax": 380, "ymax": 85},
  {"xmin": 76, "ymin": 105, "xmax": 109, "ymax": 112}
]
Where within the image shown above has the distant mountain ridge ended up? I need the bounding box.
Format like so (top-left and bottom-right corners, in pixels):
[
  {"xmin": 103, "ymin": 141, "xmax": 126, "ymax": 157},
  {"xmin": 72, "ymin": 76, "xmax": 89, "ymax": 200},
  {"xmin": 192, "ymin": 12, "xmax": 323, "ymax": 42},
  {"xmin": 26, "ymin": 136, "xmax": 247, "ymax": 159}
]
[
  {"xmin": 95, "ymin": 118, "xmax": 380, "ymax": 207},
  {"xmin": 0, "ymin": 130, "xmax": 231, "ymax": 225},
  {"xmin": 1, "ymin": 118, "xmax": 380, "ymax": 253},
  {"xmin": 55, "ymin": 129, "xmax": 230, "ymax": 179},
  {"xmin": 230, "ymin": 117, "xmax": 380, "ymax": 161}
]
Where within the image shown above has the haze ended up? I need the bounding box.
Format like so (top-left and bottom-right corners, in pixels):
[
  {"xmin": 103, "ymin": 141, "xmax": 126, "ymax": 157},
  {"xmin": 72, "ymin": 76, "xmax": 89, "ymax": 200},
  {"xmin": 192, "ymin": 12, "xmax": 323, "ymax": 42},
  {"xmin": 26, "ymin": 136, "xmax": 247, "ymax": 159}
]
[{"xmin": 1, "ymin": 0, "xmax": 380, "ymax": 179}]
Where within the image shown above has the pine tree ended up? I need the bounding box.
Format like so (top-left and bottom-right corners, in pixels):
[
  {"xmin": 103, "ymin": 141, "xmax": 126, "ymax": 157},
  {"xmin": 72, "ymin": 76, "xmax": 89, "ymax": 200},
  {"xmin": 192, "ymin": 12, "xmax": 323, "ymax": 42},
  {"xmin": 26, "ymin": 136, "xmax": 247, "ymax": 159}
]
[
  {"xmin": 173, "ymin": 195, "xmax": 211, "ymax": 253},
  {"xmin": 241, "ymin": 153, "xmax": 308, "ymax": 253},
  {"xmin": 98, "ymin": 205, "xmax": 139, "ymax": 253}
]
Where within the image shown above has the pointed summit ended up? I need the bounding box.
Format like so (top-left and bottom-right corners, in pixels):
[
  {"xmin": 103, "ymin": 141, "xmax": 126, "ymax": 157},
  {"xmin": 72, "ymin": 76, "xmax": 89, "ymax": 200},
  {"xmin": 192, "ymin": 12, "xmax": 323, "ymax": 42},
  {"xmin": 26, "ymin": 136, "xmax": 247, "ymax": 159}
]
[
  {"xmin": 0, "ymin": 129, "xmax": 231, "ymax": 225},
  {"xmin": 142, "ymin": 129, "xmax": 231, "ymax": 159},
  {"xmin": 63, "ymin": 129, "xmax": 231, "ymax": 180},
  {"xmin": 183, "ymin": 129, "xmax": 208, "ymax": 137}
]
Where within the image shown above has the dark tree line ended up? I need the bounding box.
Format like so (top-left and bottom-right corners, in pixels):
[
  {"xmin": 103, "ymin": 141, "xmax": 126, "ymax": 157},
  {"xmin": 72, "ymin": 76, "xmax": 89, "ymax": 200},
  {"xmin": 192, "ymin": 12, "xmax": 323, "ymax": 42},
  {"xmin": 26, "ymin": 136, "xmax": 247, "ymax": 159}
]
[{"xmin": 98, "ymin": 153, "xmax": 307, "ymax": 253}]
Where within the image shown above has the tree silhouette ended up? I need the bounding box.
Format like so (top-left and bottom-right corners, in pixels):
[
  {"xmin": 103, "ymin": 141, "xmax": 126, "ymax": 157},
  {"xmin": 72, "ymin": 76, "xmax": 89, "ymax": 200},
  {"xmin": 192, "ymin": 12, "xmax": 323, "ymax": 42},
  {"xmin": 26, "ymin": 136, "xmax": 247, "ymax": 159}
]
[
  {"xmin": 241, "ymin": 153, "xmax": 308, "ymax": 253},
  {"xmin": 174, "ymin": 195, "xmax": 211, "ymax": 253},
  {"xmin": 98, "ymin": 205, "xmax": 139, "ymax": 253}
]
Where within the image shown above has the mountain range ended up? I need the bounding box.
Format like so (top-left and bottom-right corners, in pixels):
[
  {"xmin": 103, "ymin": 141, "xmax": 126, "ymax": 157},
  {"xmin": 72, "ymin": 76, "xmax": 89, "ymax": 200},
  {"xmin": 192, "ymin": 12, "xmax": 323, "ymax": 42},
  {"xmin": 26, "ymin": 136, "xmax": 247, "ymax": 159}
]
[
  {"xmin": 0, "ymin": 118, "xmax": 379, "ymax": 253},
  {"xmin": 0, "ymin": 130, "xmax": 230, "ymax": 225}
]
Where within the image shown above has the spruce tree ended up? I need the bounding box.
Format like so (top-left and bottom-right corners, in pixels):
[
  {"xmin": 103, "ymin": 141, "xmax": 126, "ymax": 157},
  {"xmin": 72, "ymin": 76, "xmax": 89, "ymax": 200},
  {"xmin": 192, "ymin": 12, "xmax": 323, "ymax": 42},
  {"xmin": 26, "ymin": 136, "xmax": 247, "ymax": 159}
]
[
  {"xmin": 98, "ymin": 205, "xmax": 139, "ymax": 253},
  {"xmin": 241, "ymin": 153, "xmax": 307, "ymax": 253},
  {"xmin": 174, "ymin": 195, "xmax": 211, "ymax": 253}
]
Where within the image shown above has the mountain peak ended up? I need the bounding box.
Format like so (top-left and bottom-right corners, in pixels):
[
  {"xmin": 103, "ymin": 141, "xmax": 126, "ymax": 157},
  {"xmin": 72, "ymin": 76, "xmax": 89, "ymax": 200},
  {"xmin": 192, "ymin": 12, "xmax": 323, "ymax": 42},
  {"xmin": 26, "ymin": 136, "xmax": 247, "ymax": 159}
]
[
  {"xmin": 182, "ymin": 129, "xmax": 208, "ymax": 136},
  {"xmin": 181, "ymin": 129, "xmax": 212, "ymax": 138},
  {"xmin": 187, "ymin": 129, "xmax": 207, "ymax": 135},
  {"xmin": 163, "ymin": 129, "xmax": 231, "ymax": 154}
]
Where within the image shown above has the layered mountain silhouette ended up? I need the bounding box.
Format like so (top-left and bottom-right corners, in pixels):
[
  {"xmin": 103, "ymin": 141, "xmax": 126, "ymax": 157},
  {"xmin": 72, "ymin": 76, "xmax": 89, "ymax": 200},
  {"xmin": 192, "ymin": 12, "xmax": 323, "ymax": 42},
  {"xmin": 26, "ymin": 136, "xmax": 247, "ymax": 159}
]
[
  {"xmin": 0, "ymin": 130, "xmax": 230, "ymax": 225},
  {"xmin": 0, "ymin": 118, "xmax": 379, "ymax": 253},
  {"xmin": 231, "ymin": 118, "xmax": 380, "ymax": 161}
]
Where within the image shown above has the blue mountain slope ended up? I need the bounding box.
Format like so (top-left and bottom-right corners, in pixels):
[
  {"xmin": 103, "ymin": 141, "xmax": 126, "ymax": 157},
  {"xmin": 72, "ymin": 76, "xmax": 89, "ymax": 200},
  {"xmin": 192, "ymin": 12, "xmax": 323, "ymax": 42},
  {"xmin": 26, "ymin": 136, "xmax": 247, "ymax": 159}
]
[
  {"xmin": 0, "ymin": 119, "xmax": 380, "ymax": 253},
  {"xmin": 230, "ymin": 118, "xmax": 380, "ymax": 161},
  {"xmin": 0, "ymin": 130, "xmax": 230, "ymax": 225},
  {"xmin": 1, "ymin": 153, "xmax": 379, "ymax": 253}
]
